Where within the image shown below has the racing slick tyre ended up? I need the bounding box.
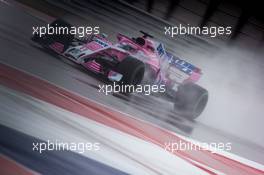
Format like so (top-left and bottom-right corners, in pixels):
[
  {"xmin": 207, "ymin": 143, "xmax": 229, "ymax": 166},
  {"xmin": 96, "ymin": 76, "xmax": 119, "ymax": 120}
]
[
  {"xmin": 141, "ymin": 64, "xmax": 157, "ymax": 85},
  {"xmin": 174, "ymin": 83, "xmax": 208, "ymax": 119},
  {"xmin": 32, "ymin": 19, "xmax": 74, "ymax": 51},
  {"xmin": 115, "ymin": 56, "xmax": 145, "ymax": 93},
  {"xmin": 48, "ymin": 19, "xmax": 74, "ymax": 46}
]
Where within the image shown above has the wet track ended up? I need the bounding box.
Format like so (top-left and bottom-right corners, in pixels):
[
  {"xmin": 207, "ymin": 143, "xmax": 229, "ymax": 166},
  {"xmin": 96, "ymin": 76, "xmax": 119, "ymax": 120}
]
[{"xmin": 0, "ymin": 0, "xmax": 264, "ymax": 174}]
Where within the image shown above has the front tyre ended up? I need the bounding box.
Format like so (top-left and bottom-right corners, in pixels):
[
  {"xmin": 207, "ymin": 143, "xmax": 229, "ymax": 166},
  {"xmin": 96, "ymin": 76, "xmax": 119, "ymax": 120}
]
[
  {"xmin": 174, "ymin": 83, "xmax": 208, "ymax": 119},
  {"xmin": 32, "ymin": 19, "xmax": 74, "ymax": 52},
  {"xmin": 115, "ymin": 56, "xmax": 145, "ymax": 93}
]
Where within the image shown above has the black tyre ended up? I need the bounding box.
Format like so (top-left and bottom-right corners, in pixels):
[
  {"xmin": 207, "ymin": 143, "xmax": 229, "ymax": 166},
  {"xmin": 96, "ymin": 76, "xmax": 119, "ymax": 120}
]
[
  {"xmin": 141, "ymin": 64, "xmax": 157, "ymax": 85},
  {"xmin": 115, "ymin": 56, "xmax": 145, "ymax": 92},
  {"xmin": 32, "ymin": 19, "xmax": 74, "ymax": 51},
  {"xmin": 174, "ymin": 83, "xmax": 208, "ymax": 119},
  {"xmin": 48, "ymin": 19, "xmax": 74, "ymax": 45}
]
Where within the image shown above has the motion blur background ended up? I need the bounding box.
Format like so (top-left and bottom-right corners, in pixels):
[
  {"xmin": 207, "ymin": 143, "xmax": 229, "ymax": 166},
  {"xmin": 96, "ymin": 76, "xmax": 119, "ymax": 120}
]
[{"xmin": 1, "ymin": 0, "xmax": 263, "ymax": 167}]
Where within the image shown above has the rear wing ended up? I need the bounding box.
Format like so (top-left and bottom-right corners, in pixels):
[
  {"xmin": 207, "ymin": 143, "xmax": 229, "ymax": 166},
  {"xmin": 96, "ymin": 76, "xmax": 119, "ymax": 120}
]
[
  {"xmin": 155, "ymin": 43, "xmax": 202, "ymax": 84},
  {"xmin": 156, "ymin": 43, "xmax": 201, "ymax": 74},
  {"xmin": 168, "ymin": 54, "xmax": 201, "ymax": 75}
]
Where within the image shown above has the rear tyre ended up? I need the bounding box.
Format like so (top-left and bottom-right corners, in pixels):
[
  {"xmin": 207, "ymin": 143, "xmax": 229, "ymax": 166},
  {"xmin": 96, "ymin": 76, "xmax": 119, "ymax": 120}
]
[
  {"xmin": 174, "ymin": 83, "xmax": 208, "ymax": 119},
  {"xmin": 115, "ymin": 56, "xmax": 145, "ymax": 93}
]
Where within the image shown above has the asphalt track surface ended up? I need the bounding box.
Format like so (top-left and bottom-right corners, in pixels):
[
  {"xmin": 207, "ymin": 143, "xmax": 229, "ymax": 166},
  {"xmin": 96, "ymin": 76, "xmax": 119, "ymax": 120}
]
[{"xmin": 0, "ymin": 0, "xmax": 264, "ymax": 174}]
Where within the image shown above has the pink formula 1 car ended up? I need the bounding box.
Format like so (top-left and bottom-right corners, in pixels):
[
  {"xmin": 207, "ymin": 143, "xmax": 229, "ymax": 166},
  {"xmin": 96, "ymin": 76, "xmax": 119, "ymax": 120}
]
[{"xmin": 32, "ymin": 19, "xmax": 208, "ymax": 119}]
